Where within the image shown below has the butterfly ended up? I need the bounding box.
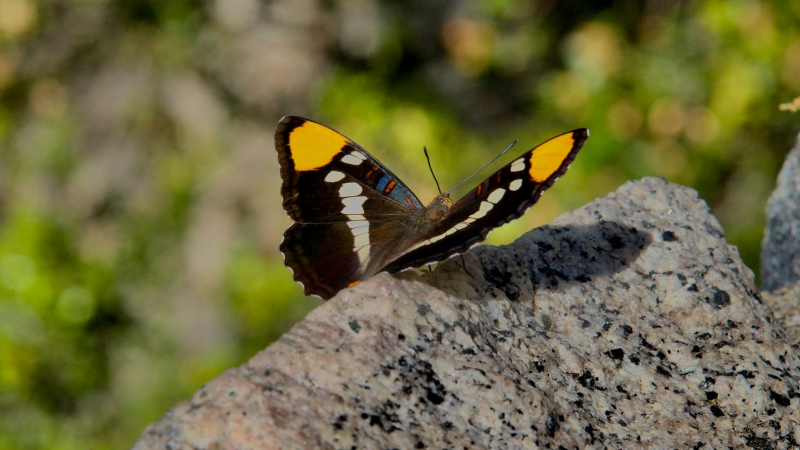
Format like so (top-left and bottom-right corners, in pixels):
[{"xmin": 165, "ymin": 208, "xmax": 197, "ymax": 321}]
[{"xmin": 275, "ymin": 116, "xmax": 589, "ymax": 299}]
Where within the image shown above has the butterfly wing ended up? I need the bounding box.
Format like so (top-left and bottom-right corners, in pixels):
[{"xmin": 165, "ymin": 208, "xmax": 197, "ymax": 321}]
[
  {"xmin": 276, "ymin": 116, "xmax": 425, "ymax": 299},
  {"xmin": 382, "ymin": 128, "xmax": 589, "ymax": 273}
]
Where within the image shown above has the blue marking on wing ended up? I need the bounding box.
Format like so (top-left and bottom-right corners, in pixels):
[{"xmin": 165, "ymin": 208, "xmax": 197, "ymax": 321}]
[{"xmin": 376, "ymin": 175, "xmax": 391, "ymax": 193}]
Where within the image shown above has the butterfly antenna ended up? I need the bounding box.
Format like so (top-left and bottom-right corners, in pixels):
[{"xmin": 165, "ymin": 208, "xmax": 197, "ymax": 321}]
[
  {"xmin": 424, "ymin": 146, "xmax": 443, "ymax": 195},
  {"xmin": 445, "ymin": 140, "xmax": 518, "ymax": 195}
]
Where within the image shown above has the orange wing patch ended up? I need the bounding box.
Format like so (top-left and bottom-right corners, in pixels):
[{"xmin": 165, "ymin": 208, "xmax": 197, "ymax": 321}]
[
  {"xmin": 528, "ymin": 133, "xmax": 578, "ymax": 182},
  {"xmin": 383, "ymin": 180, "xmax": 397, "ymax": 194},
  {"xmin": 289, "ymin": 120, "xmax": 350, "ymax": 171}
]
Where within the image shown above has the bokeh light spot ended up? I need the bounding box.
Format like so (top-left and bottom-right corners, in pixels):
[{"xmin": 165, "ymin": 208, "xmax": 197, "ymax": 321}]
[
  {"xmin": 549, "ymin": 72, "xmax": 589, "ymax": 113},
  {"xmin": 685, "ymin": 107, "xmax": 721, "ymax": 145},
  {"xmin": 608, "ymin": 101, "xmax": 643, "ymax": 140},
  {"xmin": 0, "ymin": 253, "xmax": 36, "ymax": 291},
  {"xmin": 30, "ymin": 79, "xmax": 69, "ymax": 119},
  {"xmin": 648, "ymin": 98, "xmax": 686, "ymax": 138},
  {"xmin": 0, "ymin": 0, "xmax": 37, "ymax": 38},
  {"xmin": 442, "ymin": 17, "xmax": 496, "ymax": 76},
  {"xmin": 56, "ymin": 286, "xmax": 96, "ymax": 325},
  {"xmin": 565, "ymin": 22, "xmax": 621, "ymax": 89}
]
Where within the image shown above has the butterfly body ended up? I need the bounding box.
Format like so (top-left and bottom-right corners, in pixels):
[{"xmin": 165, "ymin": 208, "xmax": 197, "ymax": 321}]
[{"xmin": 276, "ymin": 116, "xmax": 588, "ymax": 299}]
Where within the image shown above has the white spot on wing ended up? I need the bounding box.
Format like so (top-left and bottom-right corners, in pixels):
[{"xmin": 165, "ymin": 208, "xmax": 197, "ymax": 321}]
[
  {"xmin": 469, "ymin": 201, "xmax": 493, "ymax": 220},
  {"xmin": 348, "ymin": 220, "xmax": 369, "ymax": 236},
  {"xmin": 347, "ymin": 214, "xmax": 365, "ymax": 221},
  {"xmin": 350, "ymin": 226, "xmax": 369, "ymax": 236},
  {"xmin": 342, "ymin": 154, "xmax": 363, "ymax": 165},
  {"xmin": 339, "ymin": 182, "xmax": 362, "ymax": 197},
  {"xmin": 325, "ymin": 171, "xmax": 345, "ymax": 182},
  {"xmin": 342, "ymin": 196, "xmax": 367, "ymax": 214},
  {"xmin": 509, "ymin": 179, "xmax": 523, "ymax": 191},
  {"xmin": 354, "ymin": 233, "xmax": 369, "ymax": 248},
  {"xmin": 455, "ymin": 222, "xmax": 468, "ymax": 230},
  {"xmin": 487, "ymin": 188, "xmax": 506, "ymax": 204},
  {"xmin": 510, "ymin": 158, "xmax": 526, "ymax": 172},
  {"xmin": 357, "ymin": 245, "xmax": 370, "ymax": 263},
  {"xmin": 350, "ymin": 151, "xmax": 367, "ymax": 160}
]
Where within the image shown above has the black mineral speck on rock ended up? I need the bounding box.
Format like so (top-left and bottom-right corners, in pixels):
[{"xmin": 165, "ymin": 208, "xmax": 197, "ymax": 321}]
[
  {"xmin": 709, "ymin": 289, "xmax": 731, "ymax": 309},
  {"xmin": 710, "ymin": 405, "xmax": 724, "ymax": 417},
  {"xmin": 661, "ymin": 230, "xmax": 677, "ymax": 242},
  {"xmin": 417, "ymin": 303, "xmax": 432, "ymax": 315},
  {"xmin": 606, "ymin": 348, "xmax": 625, "ymax": 361},
  {"xmin": 770, "ymin": 390, "xmax": 791, "ymax": 407},
  {"xmin": 349, "ymin": 319, "xmax": 361, "ymax": 333},
  {"xmin": 737, "ymin": 370, "xmax": 755, "ymax": 379}
]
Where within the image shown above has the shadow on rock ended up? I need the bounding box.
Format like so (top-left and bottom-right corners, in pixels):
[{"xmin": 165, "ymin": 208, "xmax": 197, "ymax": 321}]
[{"xmin": 424, "ymin": 221, "xmax": 652, "ymax": 301}]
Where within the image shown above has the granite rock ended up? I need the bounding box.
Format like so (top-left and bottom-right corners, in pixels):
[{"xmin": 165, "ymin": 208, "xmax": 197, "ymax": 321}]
[
  {"xmin": 761, "ymin": 133, "xmax": 800, "ymax": 291},
  {"xmin": 762, "ymin": 282, "xmax": 800, "ymax": 345},
  {"xmin": 133, "ymin": 177, "xmax": 800, "ymax": 450}
]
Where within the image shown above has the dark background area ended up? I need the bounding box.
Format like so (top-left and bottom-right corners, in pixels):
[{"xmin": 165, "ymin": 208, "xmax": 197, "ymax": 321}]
[{"xmin": 1, "ymin": 0, "xmax": 798, "ymax": 447}]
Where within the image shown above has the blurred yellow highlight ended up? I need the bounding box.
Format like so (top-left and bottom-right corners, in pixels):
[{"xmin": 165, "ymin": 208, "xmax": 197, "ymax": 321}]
[
  {"xmin": 710, "ymin": 63, "xmax": 761, "ymax": 128},
  {"xmin": 779, "ymin": 97, "xmax": 800, "ymax": 113},
  {"xmin": 0, "ymin": 0, "xmax": 37, "ymax": 38}
]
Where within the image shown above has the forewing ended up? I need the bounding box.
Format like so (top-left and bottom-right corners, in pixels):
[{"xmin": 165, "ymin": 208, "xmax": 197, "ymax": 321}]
[
  {"xmin": 382, "ymin": 128, "xmax": 589, "ymax": 273},
  {"xmin": 276, "ymin": 116, "xmax": 424, "ymax": 222}
]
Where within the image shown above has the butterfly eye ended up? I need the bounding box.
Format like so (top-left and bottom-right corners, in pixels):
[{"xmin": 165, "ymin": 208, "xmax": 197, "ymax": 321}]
[{"xmin": 443, "ymin": 196, "xmax": 453, "ymax": 208}]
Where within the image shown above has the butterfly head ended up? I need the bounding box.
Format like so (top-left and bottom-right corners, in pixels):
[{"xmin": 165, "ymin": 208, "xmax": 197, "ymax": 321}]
[{"xmin": 423, "ymin": 193, "xmax": 452, "ymax": 220}]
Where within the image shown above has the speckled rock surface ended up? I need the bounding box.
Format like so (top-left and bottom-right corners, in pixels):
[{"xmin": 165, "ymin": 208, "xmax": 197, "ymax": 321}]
[
  {"xmin": 761, "ymin": 133, "xmax": 800, "ymax": 291},
  {"xmin": 763, "ymin": 282, "xmax": 800, "ymax": 345},
  {"xmin": 133, "ymin": 177, "xmax": 800, "ymax": 450}
]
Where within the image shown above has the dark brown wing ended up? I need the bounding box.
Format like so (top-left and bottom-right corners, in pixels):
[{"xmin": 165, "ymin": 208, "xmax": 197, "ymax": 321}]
[
  {"xmin": 382, "ymin": 128, "xmax": 589, "ymax": 273},
  {"xmin": 276, "ymin": 116, "xmax": 424, "ymax": 299}
]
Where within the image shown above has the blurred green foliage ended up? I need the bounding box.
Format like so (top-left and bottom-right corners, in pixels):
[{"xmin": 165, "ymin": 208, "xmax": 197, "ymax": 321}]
[{"xmin": 0, "ymin": 0, "xmax": 798, "ymax": 448}]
